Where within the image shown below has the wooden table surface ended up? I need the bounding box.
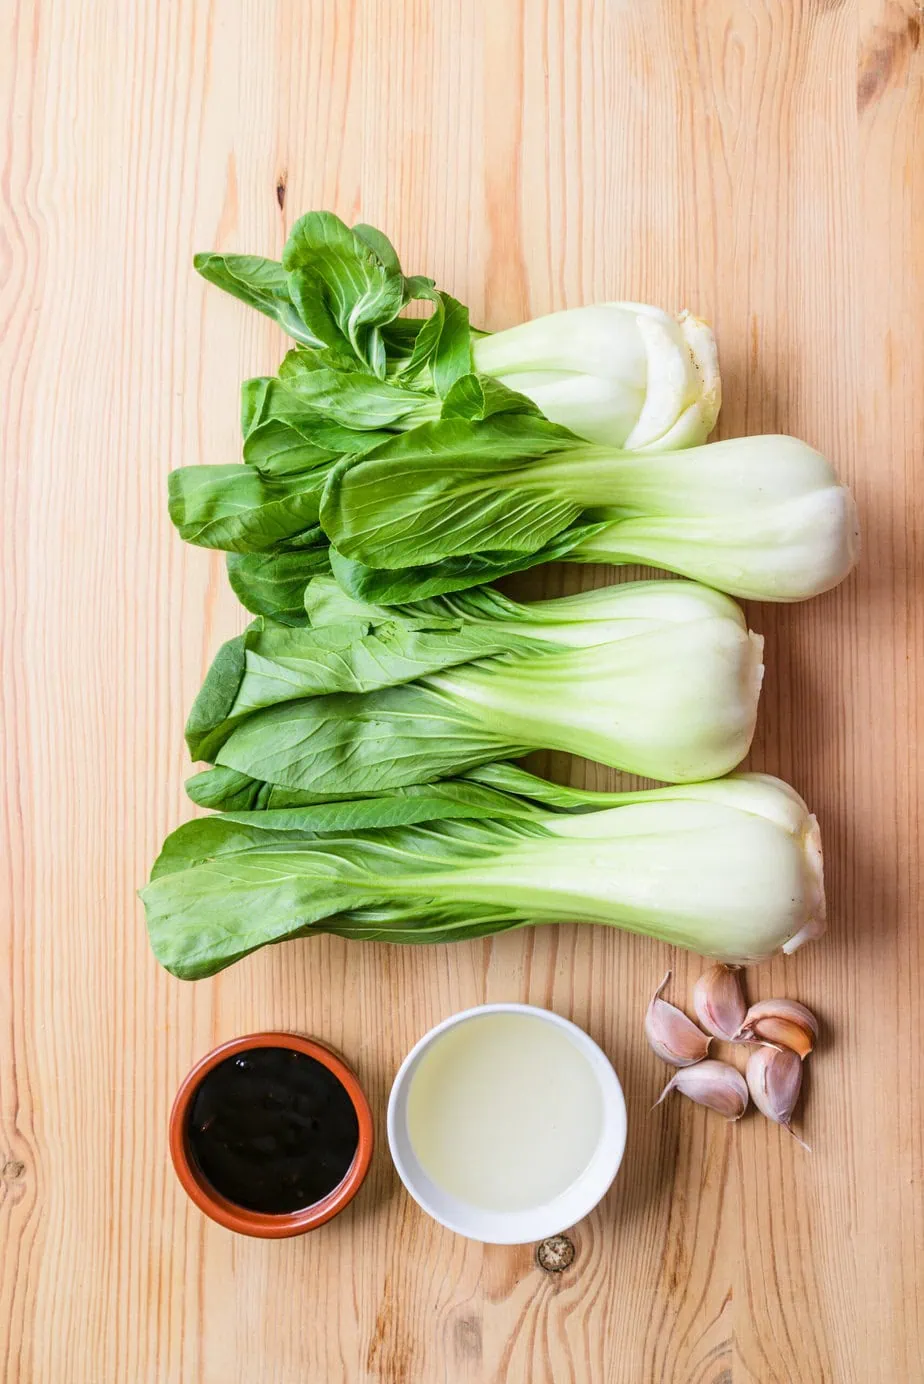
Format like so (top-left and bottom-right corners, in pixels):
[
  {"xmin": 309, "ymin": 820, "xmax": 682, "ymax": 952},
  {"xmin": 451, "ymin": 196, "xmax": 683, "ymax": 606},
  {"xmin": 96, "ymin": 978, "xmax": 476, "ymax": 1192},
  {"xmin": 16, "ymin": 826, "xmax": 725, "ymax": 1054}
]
[{"xmin": 3, "ymin": 3, "xmax": 923, "ymax": 1381}]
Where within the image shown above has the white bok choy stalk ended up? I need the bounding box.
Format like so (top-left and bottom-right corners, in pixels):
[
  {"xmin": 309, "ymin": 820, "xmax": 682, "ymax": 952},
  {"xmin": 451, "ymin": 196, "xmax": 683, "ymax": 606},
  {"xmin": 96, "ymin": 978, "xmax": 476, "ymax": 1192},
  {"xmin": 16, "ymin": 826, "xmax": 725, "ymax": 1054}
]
[
  {"xmin": 472, "ymin": 303, "xmax": 720, "ymax": 449},
  {"xmin": 186, "ymin": 579, "xmax": 764, "ymax": 793},
  {"xmin": 140, "ymin": 767, "xmax": 825, "ymax": 981},
  {"xmin": 570, "ymin": 440, "xmax": 860, "ymax": 602}
]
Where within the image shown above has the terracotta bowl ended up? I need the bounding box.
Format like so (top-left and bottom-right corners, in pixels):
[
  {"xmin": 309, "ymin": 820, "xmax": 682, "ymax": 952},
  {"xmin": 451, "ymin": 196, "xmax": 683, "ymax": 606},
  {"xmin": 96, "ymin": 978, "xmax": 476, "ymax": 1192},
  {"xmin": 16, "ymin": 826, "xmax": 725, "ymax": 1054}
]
[{"xmin": 169, "ymin": 1031, "xmax": 374, "ymax": 1238}]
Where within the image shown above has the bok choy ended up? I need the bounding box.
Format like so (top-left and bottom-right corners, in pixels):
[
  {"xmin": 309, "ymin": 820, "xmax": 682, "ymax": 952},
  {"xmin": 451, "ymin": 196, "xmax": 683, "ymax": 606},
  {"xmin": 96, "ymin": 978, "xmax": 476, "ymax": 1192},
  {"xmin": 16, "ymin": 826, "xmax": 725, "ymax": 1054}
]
[
  {"xmin": 321, "ymin": 428, "xmax": 860, "ymax": 603},
  {"xmin": 186, "ymin": 578, "xmax": 763, "ymax": 792},
  {"xmin": 194, "ymin": 210, "xmax": 720, "ymax": 448},
  {"xmin": 140, "ymin": 766, "xmax": 825, "ymax": 980}
]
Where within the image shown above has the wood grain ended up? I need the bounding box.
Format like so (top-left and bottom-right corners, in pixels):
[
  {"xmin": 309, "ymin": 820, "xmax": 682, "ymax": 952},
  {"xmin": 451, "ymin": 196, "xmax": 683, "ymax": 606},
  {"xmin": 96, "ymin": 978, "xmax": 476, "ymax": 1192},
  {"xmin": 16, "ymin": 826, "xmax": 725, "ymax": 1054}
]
[{"xmin": 2, "ymin": 1, "xmax": 922, "ymax": 1380}]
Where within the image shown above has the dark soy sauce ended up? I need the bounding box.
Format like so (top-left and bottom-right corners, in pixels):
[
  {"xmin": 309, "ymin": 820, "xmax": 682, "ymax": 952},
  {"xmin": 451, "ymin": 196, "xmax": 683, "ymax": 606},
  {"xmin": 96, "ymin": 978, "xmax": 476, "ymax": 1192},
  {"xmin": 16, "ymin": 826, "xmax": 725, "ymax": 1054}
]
[{"xmin": 188, "ymin": 1047, "xmax": 360, "ymax": 1215}]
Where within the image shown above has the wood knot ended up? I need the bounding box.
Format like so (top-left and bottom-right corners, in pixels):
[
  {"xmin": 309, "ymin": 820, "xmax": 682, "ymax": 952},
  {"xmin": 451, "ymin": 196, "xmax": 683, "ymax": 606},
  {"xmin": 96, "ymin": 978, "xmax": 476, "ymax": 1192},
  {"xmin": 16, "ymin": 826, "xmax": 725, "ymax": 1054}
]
[
  {"xmin": 452, "ymin": 1315, "xmax": 482, "ymax": 1361},
  {"xmin": 858, "ymin": 14, "xmax": 920, "ymax": 113},
  {"xmin": 536, "ymin": 1234, "xmax": 575, "ymax": 1273},
  {"xmin": 3, "ymin": 1159, "xmax": 26, "ymax": 1182},
  {"xmin": 276, "ymin": 174, "xmax": 287, "ymax": 211}
]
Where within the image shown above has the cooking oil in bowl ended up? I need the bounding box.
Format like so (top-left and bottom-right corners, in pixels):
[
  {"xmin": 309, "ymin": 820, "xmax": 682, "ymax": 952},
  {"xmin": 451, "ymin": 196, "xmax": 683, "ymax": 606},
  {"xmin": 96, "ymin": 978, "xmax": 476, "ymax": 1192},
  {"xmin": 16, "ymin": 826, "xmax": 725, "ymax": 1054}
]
[{"xmin": 405, "ymin": 1010, "xmax": 605, "ymax": 1212}]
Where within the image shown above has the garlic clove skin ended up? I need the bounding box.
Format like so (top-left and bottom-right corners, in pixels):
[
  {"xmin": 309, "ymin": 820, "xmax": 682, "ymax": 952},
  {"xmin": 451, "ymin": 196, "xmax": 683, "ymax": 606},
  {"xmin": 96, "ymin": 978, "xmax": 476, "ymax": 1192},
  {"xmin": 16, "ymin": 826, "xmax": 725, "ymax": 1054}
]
[
  {"xmin": 654, "ymin": 1059, "xmax": 749, "ymax": 1120},
  {"xmin": 645, "ymin": 970, "xmax": 712, "ymax": 1066},
  {"xmin": 746, "ymin": 1045, "xmax": 811, "ymax": 1150},
  {"xmin": 692, "ymin": 963, "xmax": 747, "ymax": 1041},
  {"xmin": 736, "ymin": 998, "xmax": 818, "ymax": 1059}
]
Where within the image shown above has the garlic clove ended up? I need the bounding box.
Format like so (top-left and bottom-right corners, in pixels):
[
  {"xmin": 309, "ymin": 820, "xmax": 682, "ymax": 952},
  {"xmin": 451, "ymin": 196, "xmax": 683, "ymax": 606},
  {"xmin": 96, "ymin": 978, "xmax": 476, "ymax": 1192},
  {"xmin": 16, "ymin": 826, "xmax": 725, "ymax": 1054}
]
[
  {"xmin": 645, "ymin": 970, "xmax": 711, "ymax": 1066},
  {"xmin": 692, "ymin": 963, "xmax": 747, "ymax": 1041},
  {"xmin": 736, "ymin": 998, "xmax": 818, "ymax": 1059},
  {"xmin": 653, "ymin": 1059, "xmax": 748, "ymax": 1120},
  {"xmin": 746, "ymin": 1045, "xmax": 811, "ymax": 1150}
]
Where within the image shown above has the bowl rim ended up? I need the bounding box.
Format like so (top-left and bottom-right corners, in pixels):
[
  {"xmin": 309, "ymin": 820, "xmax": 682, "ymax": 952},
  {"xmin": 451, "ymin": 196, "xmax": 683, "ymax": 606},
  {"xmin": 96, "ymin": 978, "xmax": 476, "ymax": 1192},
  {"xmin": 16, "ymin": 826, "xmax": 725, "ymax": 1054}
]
[
  {"xmin": 386, "ymin": 1002, "xmax": 627, "ymax": 1245},
  {"xmin": 169, "ymin": 1030, "xmax": 374, "ymax": 1238}
]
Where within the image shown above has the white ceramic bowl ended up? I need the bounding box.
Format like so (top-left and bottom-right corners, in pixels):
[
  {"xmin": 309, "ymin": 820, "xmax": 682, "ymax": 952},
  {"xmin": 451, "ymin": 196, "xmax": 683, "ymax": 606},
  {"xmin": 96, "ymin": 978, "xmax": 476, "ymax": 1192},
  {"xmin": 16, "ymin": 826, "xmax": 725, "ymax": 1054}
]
[{"xmin": 386, "ymin": 1002, "xmax": 628, "ymax": 1245}]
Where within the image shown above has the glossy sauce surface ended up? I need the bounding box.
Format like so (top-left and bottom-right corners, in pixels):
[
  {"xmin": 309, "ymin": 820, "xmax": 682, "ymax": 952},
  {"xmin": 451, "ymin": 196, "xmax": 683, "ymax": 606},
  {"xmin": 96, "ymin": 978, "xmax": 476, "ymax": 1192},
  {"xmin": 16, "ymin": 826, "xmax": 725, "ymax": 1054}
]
[{"xmin": 187, "ymin": 1047, "xmax": 359, "ymax": 1214}]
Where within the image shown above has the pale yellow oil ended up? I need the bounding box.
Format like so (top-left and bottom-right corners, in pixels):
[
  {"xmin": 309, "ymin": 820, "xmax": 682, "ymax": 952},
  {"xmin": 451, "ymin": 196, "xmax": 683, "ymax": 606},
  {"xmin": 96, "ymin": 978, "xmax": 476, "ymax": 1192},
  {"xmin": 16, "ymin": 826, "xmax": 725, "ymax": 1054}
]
[{"xmin": 406, "ymin": 1012, "xmax": 604, "ymax": 1212}]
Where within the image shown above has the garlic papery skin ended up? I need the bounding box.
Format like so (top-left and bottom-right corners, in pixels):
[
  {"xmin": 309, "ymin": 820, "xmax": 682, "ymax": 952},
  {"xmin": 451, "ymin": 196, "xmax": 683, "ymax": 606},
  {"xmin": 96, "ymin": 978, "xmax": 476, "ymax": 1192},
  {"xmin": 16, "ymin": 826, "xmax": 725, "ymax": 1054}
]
[
  {"xmin": 654, "ymin": 1059, "xmax": 748, "ymax": 1120},
  {"xmin": 692, "ymin": 963, "xmax": 747, "ymax": 1041},
  {"xmin": 736, "ymin": 998, "xmax": 818, "ymax": 1059},
  {"xmin": 746, "ymin": 1046, "xmax": 811, "ymax": 1150},
  {"xmin": 645, "ymin": 970, "xmax": 712, "ymax": 1066}
]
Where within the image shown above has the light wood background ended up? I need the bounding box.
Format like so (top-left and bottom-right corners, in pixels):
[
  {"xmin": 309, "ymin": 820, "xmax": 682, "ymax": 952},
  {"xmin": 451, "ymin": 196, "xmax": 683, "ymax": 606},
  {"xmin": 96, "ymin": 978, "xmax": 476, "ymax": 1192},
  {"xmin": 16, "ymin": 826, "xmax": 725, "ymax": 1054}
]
[{"xmin": 3, "ymin": 2, "xmax": 923, "ymax": 1381}]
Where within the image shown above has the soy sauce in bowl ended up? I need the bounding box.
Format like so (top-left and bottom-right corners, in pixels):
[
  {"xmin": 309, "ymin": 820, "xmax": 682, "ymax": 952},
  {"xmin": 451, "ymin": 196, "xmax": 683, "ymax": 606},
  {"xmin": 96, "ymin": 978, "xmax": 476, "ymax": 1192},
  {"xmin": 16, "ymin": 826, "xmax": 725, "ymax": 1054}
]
[
  {"xmin": 170, "ymin": 1033, "xmax": 373, "ymax": 1237},
  {"xmin": 188, "ymin": 1048, "xmax": 360, "ymax": 1214}
]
